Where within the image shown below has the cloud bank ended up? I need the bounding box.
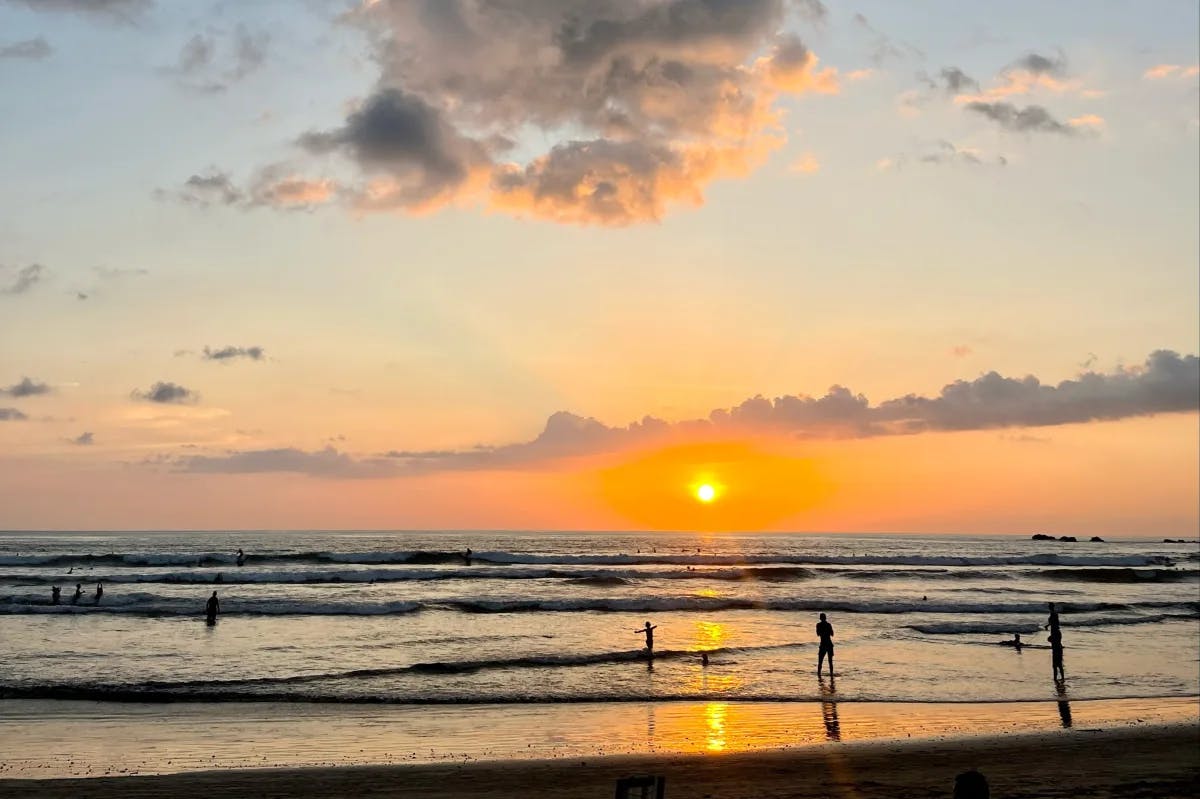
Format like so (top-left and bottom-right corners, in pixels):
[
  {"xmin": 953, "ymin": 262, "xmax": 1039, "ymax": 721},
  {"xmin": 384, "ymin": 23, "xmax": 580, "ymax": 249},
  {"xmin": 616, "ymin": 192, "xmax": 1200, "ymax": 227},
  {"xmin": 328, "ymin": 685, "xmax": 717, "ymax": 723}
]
[
  {"xmin": 181, "ymin": 0, "xmax": 841, "ymax": 225},
  {"xmin": 1, "ymin": 377, "xmax": 51, "ymax": 397},
  {"xmin": 169, "ymin": 349, "xmax": 1199, "ymax": 478}
]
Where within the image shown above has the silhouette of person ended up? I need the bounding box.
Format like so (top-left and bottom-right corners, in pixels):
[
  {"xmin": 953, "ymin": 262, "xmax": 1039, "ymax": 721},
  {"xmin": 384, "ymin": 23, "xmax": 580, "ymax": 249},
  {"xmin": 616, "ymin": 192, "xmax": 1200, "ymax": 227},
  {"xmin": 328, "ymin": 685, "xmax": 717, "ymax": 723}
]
[
  {"xmin": 464, "ymin": 547, "xmax": 472, "ymax": 566},
  {"xmin": 816, "ymin": 613, "xmax": 835, "ymax": 676},
  {"xmin": 635, "ymin": 621, "xmax": 658, "ymax": 657},
  {"xmin": 1047, "ymin": 602, "xmax": 1065, "ymax": 680},
  {"xmin": 235, "ymin": 549, "xmax": 245, "ymax": 567},
  {"xmin": 700, "ymin": 652, "xmax": 709, "ymax": 667},
  {"xmin": 1000, "ymin": 632, "xmax": 1023, "ymax": 650},
  {"xmin": 93, "ymin": 581, "xmax": 103, "ymax": 605},
  {"xmin": 51, "ymin": 586, "xmax": 61, "ymax": 605},
  {"xmin": 953, "ymin": 769, "xmax": 990, "ymax": 798},
  {"xmin": 71, "ymin": 583, "xmax": 82, "ymax": 604},
  {"xmin": 205, "ymin": 591, "xmax": 220, "ymax": 625}
]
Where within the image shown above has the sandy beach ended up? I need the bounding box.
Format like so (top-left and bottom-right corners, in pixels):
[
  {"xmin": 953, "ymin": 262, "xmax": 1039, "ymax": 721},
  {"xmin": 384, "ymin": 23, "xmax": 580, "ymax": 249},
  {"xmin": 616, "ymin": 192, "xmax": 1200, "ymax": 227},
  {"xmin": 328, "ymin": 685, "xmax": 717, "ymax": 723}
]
[{"xmin": 3, "ymin": 723, "xmax": 1196, "ymax": 799}]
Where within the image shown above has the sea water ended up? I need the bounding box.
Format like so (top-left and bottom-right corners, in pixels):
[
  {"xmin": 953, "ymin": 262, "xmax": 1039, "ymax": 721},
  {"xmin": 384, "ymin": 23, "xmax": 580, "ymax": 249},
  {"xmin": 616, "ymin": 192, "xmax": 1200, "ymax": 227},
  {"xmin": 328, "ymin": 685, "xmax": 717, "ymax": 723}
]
[{"xmin": 2, "ymin": 531, "xmax": 1196, "ymax": 706}]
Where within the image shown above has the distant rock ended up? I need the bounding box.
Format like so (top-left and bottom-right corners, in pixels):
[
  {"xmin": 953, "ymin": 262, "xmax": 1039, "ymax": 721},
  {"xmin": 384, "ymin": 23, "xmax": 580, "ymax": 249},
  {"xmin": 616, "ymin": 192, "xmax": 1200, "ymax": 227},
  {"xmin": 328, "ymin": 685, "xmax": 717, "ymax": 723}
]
[
  {"xmin": 1031, "ymin": 534, "xmax": 1055, "ymax": 541},
  {"xmin": 1163, "ymin": 538, "xmax": 1199, "ymax": 544},
  {"xmin": 1058, "ymin": 536, "xmax": 1077, "ymax": 542},
  {"xmin": 1089, "ymin": 536, "xmax": 1105, "ymax": 542}
]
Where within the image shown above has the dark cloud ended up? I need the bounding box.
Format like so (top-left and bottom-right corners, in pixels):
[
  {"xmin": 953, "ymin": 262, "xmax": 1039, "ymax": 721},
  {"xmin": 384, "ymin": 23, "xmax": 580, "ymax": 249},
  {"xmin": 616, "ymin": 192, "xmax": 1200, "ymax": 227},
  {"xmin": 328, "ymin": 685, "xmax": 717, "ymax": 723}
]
[
  {"xmin": 1011, "ymin": 52, "xmax": 1066, "ymax": 77},
  {"xmin": 0, "ymin": 37, "xmax": 51, "ymax": 59},
  {"xmin": 202, "ymin": 345, "xmax": 264, "ymax": 362},
  {"xmin": 132, "ymin": 381, "xmax": 196, "ymax": 404},
  {"xmin": 174, "ymin": 447, "xmax": 398, "ymax": 479},
  {"xmin": 0, "ymin": 408, "xmax": 28, "ymax": 421},
  {"xmin": 1, "ymin": 377, "xmax": 52, "ymax": 397},
  {"xmin": 1, "ymin": 263, "xmax": 46, "ymax": 295},
  {"xmin": 162, "ymin": 351, "xmax": 1198, "ymax": 478},
  {"xmin": 298, "ymin": 88, "xmax": 488, "ymax": 210},
  {"xmin": 187, "ymin": 0, "xmax": 840, "ymax": 224},
  {"xmin": 0, "ymin": 0, "xmax": 150, "ymax": 20},
  {"xmin": 938, "ymin": 67, "xmax": 979, "ymax": 93},
  {"xmin": 964, "ymin": 102, "xmax": 1077, "ymax": 134},
  {"xmin": 172, "ymin": 170, "xmax": 244, "ymax": 206},
  {"xmin": 166, "ymin": 25, "xmax": 269, "ymax": 93},
  {"xmin": 71, "ymin": 431, "xmax": 94, "ymax": 445}
]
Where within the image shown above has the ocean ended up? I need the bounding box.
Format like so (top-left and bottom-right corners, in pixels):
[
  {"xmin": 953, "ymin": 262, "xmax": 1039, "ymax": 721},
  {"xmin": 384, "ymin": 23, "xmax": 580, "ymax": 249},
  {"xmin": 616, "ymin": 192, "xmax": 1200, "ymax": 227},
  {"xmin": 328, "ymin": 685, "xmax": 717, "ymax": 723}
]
[{"xmin": 2, "ymin": 531, "xmax": 1197, "ymax": 708}]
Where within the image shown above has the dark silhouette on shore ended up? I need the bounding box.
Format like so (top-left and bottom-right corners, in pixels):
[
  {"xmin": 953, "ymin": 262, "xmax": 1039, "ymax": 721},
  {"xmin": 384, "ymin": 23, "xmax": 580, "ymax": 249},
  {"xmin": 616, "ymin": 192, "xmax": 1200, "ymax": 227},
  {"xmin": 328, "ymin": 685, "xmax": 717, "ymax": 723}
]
[
  {"xmin": 700, "ymin": 652, "xmax": 709, "ymax": 667},
  {"xmin": 1000, "ymin": 633, "xmax": 1023, "ymax": 650},
  {"xmin": 816, "ymin": 613, "xmax": 835, "ymax": 676},
  {"xmin": 235, "ymin": 549, "xmax": 245, "ymax": 567},
  {"xmin": 954, "ymin": 768, "xmax": 990, "ymax": 798},
  {"xmin": 93, "ymin": 581, "xmax": 103, "ymax": 605},
  {"xmin": 635, "ymin": 621, "xmax": 657, "ymax": 658},
  {"xmin": 205, "ymin": 591, "xmax": 220, "ymax": 625},
  {"xmin": 1047, "ymin": 602, "xmax": 1065, "ymax": 680},
  {"xmin": 71, "ymin": 583, "xmax": 82, "ymax": 604}
]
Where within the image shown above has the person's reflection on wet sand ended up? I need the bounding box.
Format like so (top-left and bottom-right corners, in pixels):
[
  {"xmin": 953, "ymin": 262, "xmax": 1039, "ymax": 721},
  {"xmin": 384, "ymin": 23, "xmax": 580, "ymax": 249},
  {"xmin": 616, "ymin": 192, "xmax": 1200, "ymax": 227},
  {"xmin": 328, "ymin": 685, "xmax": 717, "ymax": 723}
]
[
  {"xmin": 1055, "ymin": 679, "xmax": 1072, "ymax": 728},
  {"xmin": 819, "ymin": 676, "xmax": 841, "ymax": 741}
]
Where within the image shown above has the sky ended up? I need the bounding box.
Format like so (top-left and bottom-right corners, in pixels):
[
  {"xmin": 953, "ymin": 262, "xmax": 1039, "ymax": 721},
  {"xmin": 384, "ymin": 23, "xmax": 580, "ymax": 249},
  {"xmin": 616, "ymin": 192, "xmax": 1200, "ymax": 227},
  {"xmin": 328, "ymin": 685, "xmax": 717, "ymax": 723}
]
[{"xmin": 0, "ymin": 0, "xmax": 1197, "ymax": 534}]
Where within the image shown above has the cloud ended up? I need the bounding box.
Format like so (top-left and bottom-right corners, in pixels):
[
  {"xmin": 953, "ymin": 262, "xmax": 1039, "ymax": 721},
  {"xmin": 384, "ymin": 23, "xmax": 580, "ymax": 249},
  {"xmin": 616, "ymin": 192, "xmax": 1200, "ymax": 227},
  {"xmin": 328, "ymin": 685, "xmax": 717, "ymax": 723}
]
[
  {"xmin": 1, "ymin": 377, "xmax": 52, "ymax": 397},
  {"xmin": 71, "ymin": 431, "xmax": 94, "ymax": 445},
  {"xmin": 1, "ymin": 263, "xmax": 46, "ymax": 295},
  {"xmin": 185, "ymin": 0, "xmax": 842, "ymax": 225},
  {"xmin": 132, "ymin": 381, "xmax": 196, "ymax": 404},
  {"xmin": 201, "ymin": 345, "xmax": 264, "ymax": 362},
  {"xmin": 0, "ymin": 0, "xmax": 150, "ymax": 21},
  {"xmin": 165, "ymin": 25, "xmax": 269, "ymax": 93},
  {"xmin": 954, "ymin": 52, "xmax": 1083, "ymax": 103},
  {"xmin": 0, "ymin": 36, "xmax": 51, "ymax": 60},
  {"xmin": 950, "ymin": 345, "xmax": 973, "ymax": 358},
  {"xmin": 937, "ymin": 66, "xmax": 979, "ymax": 94},
  {"xmin": 173, "ymin": 447, "xmax": 398, "ymax": 479},
  {"xmin": 879, "ymin": 141, "xmax": 1006, "ymax": 170},
  {"xmin": 964, "ymin": 102, "xmax": 1081, "ymax": 135},
  {"xmin": 1143, "ymin": 64, "xmax": 1199, "ymax": 80},
  {"xmin": 0, "ymin": 408, "xmax": 28, "ymax": 421},
  {"xmin": 164, "ymin": 167, "xmax": 335, "ymax": 210},
  {"xmin": 789, "ymin": 152, "xmax": 820, "ymax": 174},
  {"xmin": 171, "ymin": 170, "xmax": 243, "ymax": 206},
  {"xmin": 173, "ymin": 350, "xmax": 1198, "ymax": 477}
]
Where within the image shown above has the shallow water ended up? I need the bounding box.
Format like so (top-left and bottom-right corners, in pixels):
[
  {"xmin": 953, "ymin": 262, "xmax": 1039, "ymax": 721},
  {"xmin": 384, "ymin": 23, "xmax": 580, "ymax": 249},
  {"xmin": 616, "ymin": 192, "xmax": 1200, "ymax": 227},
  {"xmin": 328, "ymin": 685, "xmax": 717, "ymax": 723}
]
[{"xmin": 1, "ymin": 532, "xmax": 1197, "ymax": 706}]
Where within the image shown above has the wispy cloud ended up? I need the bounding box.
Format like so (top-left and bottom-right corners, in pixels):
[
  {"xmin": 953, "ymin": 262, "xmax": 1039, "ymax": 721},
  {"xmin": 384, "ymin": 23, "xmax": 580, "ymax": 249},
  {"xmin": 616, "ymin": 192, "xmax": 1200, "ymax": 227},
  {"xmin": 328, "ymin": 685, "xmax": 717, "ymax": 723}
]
[
  {"xmin": 789, "ymin": 152, "xmax": 821, "ymax": 174},
  {"xmin": 201, "ymin": 345, "xmax": 264, "ymax": 362},
  {"xmin": 1143, "ymin": 64, "xmax": 1199, "ymax": 80},
  {"xmin": 163, "ymin": 25, "xmax": 269, "ymax": 94},
  {"xmin": 0, "ymin": 408, "xmax": 28, "ymax": 421},
  {"xmin": 0, "ymin": 36, "xmax": 51, "ymax": 60},
  {"xmin": 0, "ymin": 0, "xmax": 151, "ymax": 22},
  {"xmin": 1, "ymin": 263, "xmax": 46, "ymax": 295},
  {"xmin": 70, "ymin": 431, "xmax": 94, "ymax": 445},
  {"xmin": 964, "ymin": 102, "xmax": 1087, "ymax": 135}
]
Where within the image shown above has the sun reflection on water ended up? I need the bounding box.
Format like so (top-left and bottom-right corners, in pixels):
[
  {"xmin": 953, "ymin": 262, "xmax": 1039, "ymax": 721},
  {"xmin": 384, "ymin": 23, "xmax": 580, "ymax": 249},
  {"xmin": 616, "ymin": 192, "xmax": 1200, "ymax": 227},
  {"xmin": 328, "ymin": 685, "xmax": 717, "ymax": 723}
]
[{"xmin": 704, "ymin": 702, "xmax": 728, "ymax": 752}]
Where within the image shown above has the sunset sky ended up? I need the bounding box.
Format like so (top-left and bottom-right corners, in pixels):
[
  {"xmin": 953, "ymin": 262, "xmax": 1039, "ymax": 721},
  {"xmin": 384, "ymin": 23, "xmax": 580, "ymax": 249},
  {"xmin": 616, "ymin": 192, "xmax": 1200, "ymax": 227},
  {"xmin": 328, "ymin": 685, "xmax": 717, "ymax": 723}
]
[{"xmin": 1, "ymin": 0, "xmax": 1197, "ymax": 534}]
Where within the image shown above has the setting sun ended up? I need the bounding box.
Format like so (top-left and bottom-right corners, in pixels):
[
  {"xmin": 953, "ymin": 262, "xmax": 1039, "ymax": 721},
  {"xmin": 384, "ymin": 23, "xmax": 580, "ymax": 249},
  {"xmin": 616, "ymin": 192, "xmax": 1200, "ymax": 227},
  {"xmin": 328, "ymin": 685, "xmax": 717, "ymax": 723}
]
[{"xmin": 696, "ymin": 484, "xmax": 717, "ymax": 503}]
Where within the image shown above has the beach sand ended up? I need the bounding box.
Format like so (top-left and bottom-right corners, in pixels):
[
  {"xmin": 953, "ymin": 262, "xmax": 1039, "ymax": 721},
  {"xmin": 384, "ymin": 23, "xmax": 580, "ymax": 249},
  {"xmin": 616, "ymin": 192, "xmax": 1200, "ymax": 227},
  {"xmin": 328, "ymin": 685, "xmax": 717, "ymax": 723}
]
[{"xmin": 3, "ymin": 723, "xmax": 1196, "ymax": 799}]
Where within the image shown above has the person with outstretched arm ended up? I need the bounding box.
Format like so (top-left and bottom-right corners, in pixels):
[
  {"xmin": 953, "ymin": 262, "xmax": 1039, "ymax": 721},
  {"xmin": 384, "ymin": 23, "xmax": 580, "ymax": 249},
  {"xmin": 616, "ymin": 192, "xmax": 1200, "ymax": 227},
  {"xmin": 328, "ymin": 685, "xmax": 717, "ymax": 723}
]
[
  {"xmin": 816, "ymin": 612, "xmax": 835, "ymax": 676},
  {"xmin": 205, "ymin": 591, "xmax": 220, "ymax": 625},
  {"xmin": 635, "ymin": 621, "xmax": 658, "ymax": 657}
]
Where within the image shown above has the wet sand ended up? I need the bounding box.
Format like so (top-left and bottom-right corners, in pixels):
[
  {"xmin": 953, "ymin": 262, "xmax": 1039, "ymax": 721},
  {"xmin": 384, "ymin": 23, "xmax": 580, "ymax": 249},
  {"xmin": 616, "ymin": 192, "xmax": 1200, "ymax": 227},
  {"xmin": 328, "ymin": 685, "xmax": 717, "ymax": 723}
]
[{"xmin": 3, "ymin": 723, "xmax": 1196, "ymax": 799}]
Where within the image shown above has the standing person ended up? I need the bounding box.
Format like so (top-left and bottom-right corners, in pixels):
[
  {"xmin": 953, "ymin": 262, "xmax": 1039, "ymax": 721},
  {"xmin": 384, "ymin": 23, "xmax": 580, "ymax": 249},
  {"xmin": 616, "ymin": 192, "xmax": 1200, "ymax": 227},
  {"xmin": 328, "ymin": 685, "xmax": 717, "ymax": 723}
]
[
  {"xmin": 93, "ymin": 581, "xmax": 103, "ymax": 605},
  {"xmin": 816, "ymin": 613, "xmax": 835, "ymax": 676},
  {"xmin": 635, "ymin": 621, "xmax": 658, "ymax": 658},
  {"xmin": 71, "ymin": 583, "xmax": 83, "ymax": 604},
  {"xmin": 1047, "ymin": 602, "xmax": 1065, "ymax": 680},
  {"xmin": 235, "ymin": 548, "xmax": 245, "ymax": 567},
  {"xmin": 463, "ymin": 547, "xmax": 472, "ymax": 566},
  {"xmin": 51, "ymin": 586, "xmax": 61, "ymax": 605},
  {"xmin": 205, "ymin": 591, "xmax": 220, "ymax": 625}
]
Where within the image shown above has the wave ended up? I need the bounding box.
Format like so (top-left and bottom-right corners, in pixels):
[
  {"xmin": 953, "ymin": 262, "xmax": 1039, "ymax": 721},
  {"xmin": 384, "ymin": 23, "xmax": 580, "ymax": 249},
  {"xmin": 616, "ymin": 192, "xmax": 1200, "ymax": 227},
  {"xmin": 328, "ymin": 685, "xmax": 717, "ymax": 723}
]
[
  {"xmin": 4, "ymin": 591, "xmax": 1194, "ymax": 618},
  {"xmin": 1034, "ymin": 568, "xmax": 1199, "ymax": 584},
  {"xmin": 0, "ymin": 549, "xmax": 1176, "ymax": 570},
  {"xmin": 907, "ymin": 613, "xmax": 1197, "ymax": 635}
]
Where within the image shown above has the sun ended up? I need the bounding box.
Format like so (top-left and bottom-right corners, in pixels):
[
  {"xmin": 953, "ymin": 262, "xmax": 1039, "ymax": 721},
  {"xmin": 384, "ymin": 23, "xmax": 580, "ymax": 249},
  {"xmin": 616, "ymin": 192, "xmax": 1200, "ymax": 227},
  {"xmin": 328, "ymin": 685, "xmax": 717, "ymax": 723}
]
[{"xmin": 696, "ymin": 483, "xmax": 717, "ymax": 503}]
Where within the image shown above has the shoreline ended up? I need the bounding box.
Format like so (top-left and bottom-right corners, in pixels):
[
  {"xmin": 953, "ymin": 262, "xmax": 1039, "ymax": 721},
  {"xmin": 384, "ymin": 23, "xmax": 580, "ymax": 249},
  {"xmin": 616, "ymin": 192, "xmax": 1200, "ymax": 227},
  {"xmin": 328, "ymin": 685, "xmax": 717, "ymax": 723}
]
[
  {"xmin": 2, "ymin": 723, "xmax": 1196, "ymax": 798},
  {"xmin": 1, "ymin": 694, "xmax": 1196, "ymax": 781}
]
